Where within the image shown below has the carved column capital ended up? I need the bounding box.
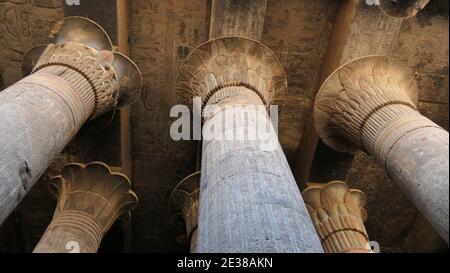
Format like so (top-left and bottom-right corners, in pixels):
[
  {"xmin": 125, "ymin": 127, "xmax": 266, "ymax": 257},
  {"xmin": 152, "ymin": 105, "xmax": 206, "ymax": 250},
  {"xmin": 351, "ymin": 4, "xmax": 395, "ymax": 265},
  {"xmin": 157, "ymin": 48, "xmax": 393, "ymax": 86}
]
[
  {"xmin": 302, "ymin": 181, "xmax": 371, "ymax": 253},
  {"xmin": 23, "ymin": 17, "xmax": 142, "ymax": 120},
  {"xmin": 379, "ymin": 0, "xmax": 431, "ymax": 19},
  {"xmin": 314, "ymin": 56, "xmax": 419, "ymax": 153},
  {"xmin": 34, "ymin": 162, "xmax": 138, "ymax": 253},
  {"xmin": 169, "ymin": 172, "xmax": 200, "ymax": 253},
  {"xmin": 313, "ymin": 56, "xmax": 449, "ymax": 245},
  {"xmin": 176, "ymin": 37, "xmax": 287, "ymax": 110},
  {"xmin": 0, "ymin": 16, "xmax": 142, "ymax": 227},
  {"xmin": 33, "ymin": 42, "xmax": 119, "ymax": 119}
]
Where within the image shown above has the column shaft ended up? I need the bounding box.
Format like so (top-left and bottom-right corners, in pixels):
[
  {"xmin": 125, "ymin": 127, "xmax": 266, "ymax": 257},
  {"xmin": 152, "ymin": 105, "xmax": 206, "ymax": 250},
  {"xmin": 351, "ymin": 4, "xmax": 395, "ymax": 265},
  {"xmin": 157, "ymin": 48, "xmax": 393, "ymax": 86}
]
[
  {"xmin": 365, "ymin": 107, "xmax": 449, "ymax": 243},
  {"xmin": 178, "ymin": 37, "xmax": 323, "ymax": 253},
  {"xmin": 199, "ymin": 87, "xmax": 322, "ymax": 252},
  {"xmin": 0, "ymin": 69, "xmax": 93, "ymax": 224}
]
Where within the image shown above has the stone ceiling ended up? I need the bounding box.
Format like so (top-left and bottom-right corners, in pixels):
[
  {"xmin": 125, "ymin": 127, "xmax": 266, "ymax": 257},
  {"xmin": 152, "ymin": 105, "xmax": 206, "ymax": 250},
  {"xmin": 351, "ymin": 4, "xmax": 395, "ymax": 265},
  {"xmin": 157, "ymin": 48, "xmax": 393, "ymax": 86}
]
[{"xmin": 0, "ymin": 0, "xmax": 448, "ymax": 253}]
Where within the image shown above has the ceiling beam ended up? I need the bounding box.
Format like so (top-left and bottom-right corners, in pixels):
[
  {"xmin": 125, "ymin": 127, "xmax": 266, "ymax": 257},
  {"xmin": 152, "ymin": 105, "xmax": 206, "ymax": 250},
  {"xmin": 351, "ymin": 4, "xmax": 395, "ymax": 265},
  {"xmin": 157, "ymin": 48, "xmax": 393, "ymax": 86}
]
[
  {"xmin": 294, "ymin": 0, "xmax": 358, "ymax": 185},
  {"xmin": 116, "ymin": 0, "xmax": 134, "ymax": 253}
]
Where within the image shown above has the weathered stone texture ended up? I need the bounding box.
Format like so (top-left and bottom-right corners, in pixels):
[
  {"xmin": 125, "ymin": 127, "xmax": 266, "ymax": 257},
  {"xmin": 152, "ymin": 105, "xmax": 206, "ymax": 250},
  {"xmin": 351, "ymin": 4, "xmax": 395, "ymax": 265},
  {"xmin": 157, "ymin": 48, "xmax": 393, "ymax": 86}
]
[
  {"xmin": 0, "ymin": 0, "xmax": 447, "ymax": 253},
  {"xmin": 34, "ymin": 162, "xmax": 137, "ymax": 253},
  {"xmin": 345, "ymin": 0, "xmax": 449, "ymax": 251},
  {"xmin": 393, "ymin": 0, "xmax": 449, "ymax": 130},
  {"xmin": 169, "ymin": 172, "xmax": 200, "ymax": 253},
  {"xmin": 129, "ymin": 0, "xmax": 208, "ymax": 251},
  {"xmin": 0, "ymin": 30, "xmax": 124, "ymax": 223},
  {"xmin": 262, "ymin": 0, "xmax": 338, "ymax": 163},
  {"xmin": 0, "ymin": 69, "xmax": 95, "ymax": 224},
  {"xmin": 199, "ymin": 89, "xmax": 322, "ymax": 253},
  {"xmin": 306, "ymin": 0, "xmax": 449, "ymax": 252},
  {"xmin": 379, "ymin": 0, "xmax": 431, "ymax": 19},
  {"xmin": 303, "ymin": 181, "xmax": 370, "ymax": 253},
  {"xmin": 315, "ymin": 56, "xmax": 449, "ymax": 246},
  {"xmin": 346, "ymin": 152, "xmax": 418, "ymax": 252},
  {"xmin": 209, "ymin": 0, "xmax": 267, "ymax": 41},
  {"xmin": 0, "ymin": 0, "xmax": 63, "ymax": 88},
  {"xmin": 0, "ymin": 2, "xmax": 63, "ymax": 249}
]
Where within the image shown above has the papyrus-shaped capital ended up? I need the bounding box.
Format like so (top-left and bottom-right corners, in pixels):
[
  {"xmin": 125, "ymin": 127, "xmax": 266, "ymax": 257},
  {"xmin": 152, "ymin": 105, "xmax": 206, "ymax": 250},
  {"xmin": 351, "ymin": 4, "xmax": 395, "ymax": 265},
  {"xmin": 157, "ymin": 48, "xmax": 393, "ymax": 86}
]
[
  {"xmin": 34, "ymin": 162, "xmax": 138, "ymax": 253},
  {"xmin": 303, "ymin": 181, "xmax": 371, "ymax": 253}
]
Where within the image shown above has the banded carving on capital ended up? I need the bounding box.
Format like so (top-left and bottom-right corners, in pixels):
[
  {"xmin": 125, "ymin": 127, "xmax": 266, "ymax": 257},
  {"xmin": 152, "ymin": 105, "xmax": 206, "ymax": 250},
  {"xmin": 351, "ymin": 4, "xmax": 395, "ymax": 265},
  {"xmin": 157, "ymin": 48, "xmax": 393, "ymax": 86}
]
[
  {"xmin": 176, "ymin": 37, "xmax": 287, "ymax": 110},
  {"xmin": 22, "ymin": 16, "xmax": 142, "ymax": 120},
  {"xmin": 302, "ymin": 181, "xmax": 371, "ymax": 253},
  {"xmin": 34, "ymin": 42, "xmax": 120, "ymax": 119},
  {"xmin": 314, "ymin": 56, "xmax": 419, "ymax": 153},
  {"xmin": 34, "ymin": 162, "xmax": 138, "ymax": 253}
]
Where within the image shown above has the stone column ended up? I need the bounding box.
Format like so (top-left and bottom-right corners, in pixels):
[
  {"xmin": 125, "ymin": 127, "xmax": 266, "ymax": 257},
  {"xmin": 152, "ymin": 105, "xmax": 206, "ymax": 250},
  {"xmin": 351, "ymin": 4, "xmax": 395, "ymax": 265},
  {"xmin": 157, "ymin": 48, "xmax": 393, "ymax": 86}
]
[
  {"xmin": 0, "ymin": 17, "xmax": 142, "ymax": 225},
  {"xmin": 314, "ymin": 56, "xmax": 449, "ymax": 244},
  {"xmin": 302, "ymin": 181, "xmax": 371, "ymax": 253},
  {"xmin": 379, "ymin": 0, "xmax": 431, "ymax": 18},
  {"xmin": 169, "ymin": 172, "xmax": 200, "ymax": 253},
  {"xmin": 33, "ymin": 162, "xmax": 138, "ymax": 253},
  {"xmin": 177, "ymin": 37, "xmax": 323, "ymax": 253}
]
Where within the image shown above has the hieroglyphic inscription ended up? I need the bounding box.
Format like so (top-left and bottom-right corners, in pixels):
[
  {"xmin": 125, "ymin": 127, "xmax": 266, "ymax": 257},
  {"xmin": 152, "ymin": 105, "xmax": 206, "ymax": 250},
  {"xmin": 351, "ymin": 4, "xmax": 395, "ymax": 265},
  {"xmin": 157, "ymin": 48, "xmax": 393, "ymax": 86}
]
[
  {"xmin": 129, "ymin": 0, "xmax": 208, "ymax": 252},
  {"xmin": 0, "ymin": 0, "xmax": 63, "ymax": 87}
]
